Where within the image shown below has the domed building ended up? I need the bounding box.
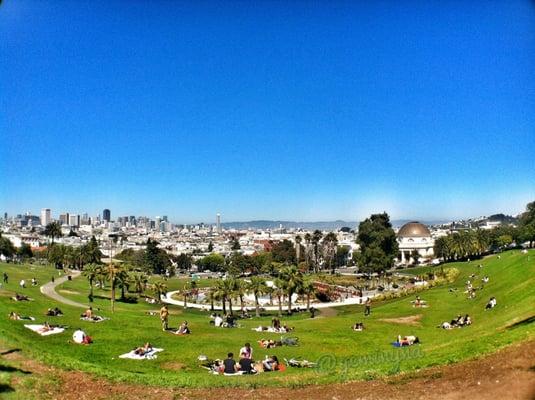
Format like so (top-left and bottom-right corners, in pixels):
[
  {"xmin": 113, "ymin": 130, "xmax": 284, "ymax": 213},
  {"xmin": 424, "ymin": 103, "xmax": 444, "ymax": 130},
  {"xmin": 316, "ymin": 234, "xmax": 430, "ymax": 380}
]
[{"xmin": 397, "ymin": 222, "xmax": 434, "ymax": 265}]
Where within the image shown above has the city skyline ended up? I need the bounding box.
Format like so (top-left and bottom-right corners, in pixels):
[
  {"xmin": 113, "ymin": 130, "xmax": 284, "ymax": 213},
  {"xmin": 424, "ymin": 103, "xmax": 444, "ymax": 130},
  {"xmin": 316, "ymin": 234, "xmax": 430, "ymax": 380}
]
[{"xmin": 1, "ymin": 1, "xmax": 534, "ymax": 223}]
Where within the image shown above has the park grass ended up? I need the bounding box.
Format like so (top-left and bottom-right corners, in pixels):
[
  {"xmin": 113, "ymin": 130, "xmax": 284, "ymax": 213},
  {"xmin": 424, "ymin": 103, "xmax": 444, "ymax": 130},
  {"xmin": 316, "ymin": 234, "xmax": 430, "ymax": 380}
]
[{"xmin": 0, "ymin": 249, "xmax": 534, "ymax": 389}]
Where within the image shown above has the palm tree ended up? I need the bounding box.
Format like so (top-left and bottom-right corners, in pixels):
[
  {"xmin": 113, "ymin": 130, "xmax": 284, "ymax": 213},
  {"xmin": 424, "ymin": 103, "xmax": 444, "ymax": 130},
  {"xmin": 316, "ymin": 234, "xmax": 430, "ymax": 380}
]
[
  {"xmin": 273, "ymin": 279, "xmax": 285, "ymax": 317},
  {"xmin": 151, "ymin": 281, "xmax": 168, "ymax": 303},
  {"xmin": 213, "ymin": 280, "xmax": 227, "ymax": 314},
  {"xmin": 312, "ymin": 230, "xmax": 323, "ymax": 273},
  {"xmin": 295, "ymin": 235, "xmax": 302, "ymax": 263},
  {"xmin": 235, "ymin": 280, "xmax": 247, "ymax": 313},
  {"xmin": 248, "ymin": 277, "xmax": 267, "ymax": 317},
  {"xmin": 322, "ymin": 232, "xmax": 338, "ymax": 273},
  {"xmin": 116, "ymin": 267, "xmax": 130, "ymax": 300},
  {"xmin": 129, "ymin": 272, "xmax": 149, "ymax": 294},
  {"xmin": 182, "ymin": 280, "xmax": 195, "ymax": 307},
  {"xmin": 44, "ymin": 222, "xmax": 63, "ymax": 244},
  {"xmin": 280, "ymin": 265, "xmax": 303, "ymax": 314},
  {"xmin": 304, "ymin": 233, "xmax": 312, "ymax": 268},
  {"xmin": 105, "ymin": 263, "xmax": 121, "ymax": 313},
  {"xmin": 82, "ymin": 263, "xmax": 102, "ymax": 302},
  {"xmin": 298, "ymin": 278, "xmax": 316, "ymax": 311},
  {"xmin": 223, "ymin": 278, "xmax": 238, "ymax": 315}
]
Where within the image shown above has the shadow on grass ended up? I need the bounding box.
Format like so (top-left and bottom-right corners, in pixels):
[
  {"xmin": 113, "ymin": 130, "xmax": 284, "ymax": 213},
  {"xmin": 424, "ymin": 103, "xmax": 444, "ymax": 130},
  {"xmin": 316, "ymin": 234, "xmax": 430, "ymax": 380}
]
[
  {"xmin": 0, "ymin": 349, "xmax": 21, "ymax": 356},
  {"xmin": 0, "ymin": 383, "xmax": 15, "ymax": 393},
  {"xmin": 506, "ymin": 315, "xmax": 535, "ymax": 330},
  {"xmin": 0, "ymin": 364, "xmax": 31, "ymax": 374}
]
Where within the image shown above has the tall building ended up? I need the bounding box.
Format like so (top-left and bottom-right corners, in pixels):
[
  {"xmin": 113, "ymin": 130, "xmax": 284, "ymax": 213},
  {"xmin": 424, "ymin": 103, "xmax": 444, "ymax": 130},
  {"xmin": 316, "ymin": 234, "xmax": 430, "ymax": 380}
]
[
  {"xmin": 103, "ymin": 209, "xmax": 111, "ymax": 222},
  {"xmin": 216, "ymin": 213, "xmax": 221, "ymax": 233},
  {"xmin": 59, "ymin": 213, "xmax": 69, "ymax": 225},
  {"xmin": 69, "ymin": 214, "xmax": 80, "ymax": 227},
  {"xmin": 40, "ymin": 208, "xmax": 51, "ymax": 226}
]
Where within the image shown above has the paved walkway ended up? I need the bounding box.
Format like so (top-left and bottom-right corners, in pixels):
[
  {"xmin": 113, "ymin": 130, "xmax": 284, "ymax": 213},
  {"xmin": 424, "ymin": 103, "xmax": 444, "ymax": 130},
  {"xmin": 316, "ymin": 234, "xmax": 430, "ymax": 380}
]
[{"xmin": 40, "ymin": 270, "xmax": 87, "ymax": 309}]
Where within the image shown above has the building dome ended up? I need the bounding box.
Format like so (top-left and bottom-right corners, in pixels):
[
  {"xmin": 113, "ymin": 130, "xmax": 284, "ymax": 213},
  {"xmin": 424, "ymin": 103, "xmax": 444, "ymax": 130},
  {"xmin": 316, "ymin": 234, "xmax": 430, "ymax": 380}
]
[{"xmin": 397, "ymin": 222, "xmax": 431, "ymax": 238}]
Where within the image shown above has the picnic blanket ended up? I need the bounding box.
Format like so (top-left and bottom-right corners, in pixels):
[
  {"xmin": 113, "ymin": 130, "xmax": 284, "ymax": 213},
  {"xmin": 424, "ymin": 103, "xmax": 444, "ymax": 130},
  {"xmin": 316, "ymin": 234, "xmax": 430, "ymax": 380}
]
[
  {"xmin": 24, "ymin": 324, "xmax": 65, "ymax": 336},
  {"xmin": 119, "ymin": 348, "xmax": 163, "ymax": 360}
]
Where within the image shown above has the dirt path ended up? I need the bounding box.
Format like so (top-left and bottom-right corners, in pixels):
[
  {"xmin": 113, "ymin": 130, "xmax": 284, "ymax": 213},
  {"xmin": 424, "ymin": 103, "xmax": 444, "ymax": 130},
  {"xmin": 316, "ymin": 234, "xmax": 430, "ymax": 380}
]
[
  {"xmin": 1, "ymin": 340, "xmax": 533, "ymax": 399},
  {"xmin": 40, "ymin": 270, "xmax": 86, "ymax": 309}
]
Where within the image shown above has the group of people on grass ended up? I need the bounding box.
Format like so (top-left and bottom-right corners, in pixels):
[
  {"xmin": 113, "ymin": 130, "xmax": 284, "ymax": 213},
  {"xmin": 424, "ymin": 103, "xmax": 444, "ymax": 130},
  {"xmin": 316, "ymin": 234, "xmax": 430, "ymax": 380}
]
[
  {"xmin": 439, "ymin": 314, "xmax": 472, "ymax": 329},
  {"xmin": 207, "ymin": 342, "xmax": 282, "ymax": 374}
]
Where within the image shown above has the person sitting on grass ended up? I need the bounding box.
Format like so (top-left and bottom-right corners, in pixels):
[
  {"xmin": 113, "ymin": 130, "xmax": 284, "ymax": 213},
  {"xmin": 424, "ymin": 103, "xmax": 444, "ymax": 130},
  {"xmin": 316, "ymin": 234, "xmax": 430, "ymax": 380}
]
[
  {"xmin": 38, "ymin": 321, "xmax": 53, "ymax": 334},
  {"xmin": 439, "ymin": 321, "xmax": 453, "ymax": 329},
  {"xmin": 352, "ymin": 322, "xmax": 364, "ymax": 331},
  {"xmin": 397, "ymin": 335, "xmax": 419, "ymax": 346},
  {"xmin": 238, "ymin": 352, "xmax": 256, "ymax": 374},
  {"xmin": 176, "ymin": 320, "xmax": 190, "ymax": 335},
  {"xmin": 463, "ymin": 314, "xmax": 472, "ymax": 326},
  {"xmin": 482, "ymin": 276, "xmax": 489, "ymax": 283},
  {"xmin": 222, "ymin": 352, "xmax": 238, "ymax": 374},
  {"xmin": 262, "ymin": 355, "xmax": 279, "ymax": 372},
  {"xmin": 485, "ymin": 297, "xmax": 497, "ymax": 310},
  {"xmin": 133, "ymin": 343, "xmax": 153, "ymax": 356},
  {"xmin": 239, "ymin": 342, "xmax": 253, "ymax": 359},
  {"xmin": 213, "ymin": 314, "xmax": 223, "ymax": 327},
  {"xmin": 224, "ymin": 314, "xmax": 237, "ymax": 328},
  {"xmin": 81, "ymin": 307, "xmax": 93, "ymax": 319},
  {"xmin": 72, "ymin": 328, "xmax": 92, "ymax": 345}
]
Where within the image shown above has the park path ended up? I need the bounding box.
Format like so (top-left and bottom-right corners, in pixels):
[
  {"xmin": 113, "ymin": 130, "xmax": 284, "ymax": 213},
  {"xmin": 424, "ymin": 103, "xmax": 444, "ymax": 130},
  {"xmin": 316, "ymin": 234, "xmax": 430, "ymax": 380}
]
[{"xmin": 40, "ymin": 270, "xmax": 87, "ymax": 309}]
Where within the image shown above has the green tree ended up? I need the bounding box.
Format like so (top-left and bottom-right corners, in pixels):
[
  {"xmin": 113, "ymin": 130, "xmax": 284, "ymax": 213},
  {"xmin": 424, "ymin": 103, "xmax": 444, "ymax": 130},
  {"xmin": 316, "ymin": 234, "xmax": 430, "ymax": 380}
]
[
  {"xmin": 105, "ymin": 263, "xmax": 121, "ymax": 312},
  {"xmin": 82, "ymin": 263, "xmax": 102, "ymax": 302},
  {"xmin": 298, "ymin": 278, "xmax": 316, "ymax": 311},
  {"xmin": 322, "ymin": 232, "xmax": 338, "ymax": 273},
  {"xmin": 312, "ymin": 230, "xmax": 323, "ymax": 272},
  {"xmin": 18, "ymin": 242, "xmax": 33, "ymax": 260},
  {"xmin": 197, "ymin": 253, "xmax": 225, "ymax": 272},
  {"xmin": 519, "ymin": 201, "xmax": 535, "ymax": 247},
  {"xmin": 129, "ymin": 272, "xmax": 149, "ymax": 294},
  {"xmin": 44, "ymin": 222, "xmax": 63, "ymax": 244},
  {"xmin": 279, "ymin": 265, "xmax": 303, "ymax": 314},
  {"xmin": 273, "ymin": 279, "xmax": 285, "ymax": 317},
  {"xmin": 151, "ymin": 281, "xmax": 168, "ymax": 304},
  {"xmin": 143, "ymin": 239, "xmax": 170, "ymax": 274},
  {"xmin": 207, "ymin": 241, "xmax": 214, "ymax": 252},
  {"xmin": 230, "ymin": 238, "xmax": 241, "ymax": 251},
  {"xmin": 248, "ymin": 276, "xmax": 267, "ymax": 317},
  {"xmin": 356, "ymin": 213, "xmax": 398, "ymax": 274},
  {"xmin": 0, "ymin": 234, "xmax": 16, "ymax": 259},
  {"xmin": 271, "ymin": 239, "xmax": 297, "ymax": 265},
  {"xmin": 175, "ymin": 253, "xmax": 192, "ymax": 271},
  {"xmin": 47, "ymin": 244, "xmax": 67, "ymax": 269}
]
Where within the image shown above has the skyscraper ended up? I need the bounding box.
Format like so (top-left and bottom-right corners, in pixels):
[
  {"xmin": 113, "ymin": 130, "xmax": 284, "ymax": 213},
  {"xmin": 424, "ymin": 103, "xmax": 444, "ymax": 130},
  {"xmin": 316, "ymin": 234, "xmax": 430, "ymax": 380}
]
[
  {"xmin": 69, "ymin": 214, "xmax": 80, "ymax": 227},
  {"xmin": 103, "ymin": 209, "xmax": 111, "ymax": 222},
  {"xmin": 40, "ymin": 208, "xmax": 51, "ymax": 226},
  {"xmin": 216, "ymin": 213, "xmax": 221, "ymax": 233}
]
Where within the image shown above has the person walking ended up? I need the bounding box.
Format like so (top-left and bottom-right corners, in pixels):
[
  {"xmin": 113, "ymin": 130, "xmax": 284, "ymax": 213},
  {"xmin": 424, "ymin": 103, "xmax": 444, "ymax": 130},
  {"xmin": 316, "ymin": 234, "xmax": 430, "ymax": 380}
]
[
  {"xmin": 160, "ymin": 304, "xmax": 169, "ymax": 331},
  {"xmin": 3, "ymin": 272, "xmax": 8, "ymax": 284}
]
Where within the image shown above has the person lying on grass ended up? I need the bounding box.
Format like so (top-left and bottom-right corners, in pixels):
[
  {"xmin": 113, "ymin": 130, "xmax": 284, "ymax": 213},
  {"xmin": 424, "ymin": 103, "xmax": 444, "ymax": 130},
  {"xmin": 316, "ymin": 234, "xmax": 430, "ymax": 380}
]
[
  {"xmin": 411, "ymin": 296, "xmax": 427, "ymax": 307},
  {"xmin": 9, "ymin": 311, "xmax": 35, "ymax": 321},
  {"xmin": 46, "ymin": 307, "xmax": 63, "ymax": 316},
  {"xmin": 81, "ymin": 307, "xmax": 93, "ymax": 319},
  {"xmin": 133, "ymin": 343, "xmax": 154, "ymax": 356},
  {"xmin": 352, "ymin": 322, "xmax": 364, "ymax": 331},
  {"xmin": 396, "ymin": 335, "xmax": 420, "ymax": 346},
  {"xmin": 440, "ymin": 315, "xmax": 472, "ymax": 330},
  {"xmin": 262, "ymin": 355, "xmax": 280, "ymax": 372},
  {"xmin": 72, "ymin": 328, "xmax": 93, "ymax": 345},
  {"xmin": 38, "ymin": 321, "xmax": 55, "ymax": 334},
  {"xmin": 252, "ymin": 325, "xmax": 294, "ymax": 333},
  {"xmin": 175, "ymin": 320, "xmax": 190, "ymax": 335},
  {"xmin": 12, "ymin": 293, "xmax": 31, "ymax": 301}
]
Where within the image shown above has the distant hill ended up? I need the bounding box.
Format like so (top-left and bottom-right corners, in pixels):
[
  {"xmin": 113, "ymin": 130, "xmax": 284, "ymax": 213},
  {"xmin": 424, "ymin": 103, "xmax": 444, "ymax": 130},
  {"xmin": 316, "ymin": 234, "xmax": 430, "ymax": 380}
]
[{"xmin": 221, "ymin": 219, "xmax": 449, "ymax": 230}]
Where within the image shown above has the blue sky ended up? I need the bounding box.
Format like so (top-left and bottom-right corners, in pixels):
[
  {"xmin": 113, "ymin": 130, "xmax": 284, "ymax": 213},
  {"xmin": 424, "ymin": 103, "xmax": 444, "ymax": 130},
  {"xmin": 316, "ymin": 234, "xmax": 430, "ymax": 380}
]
[{"xmin": 1, "ymin": 1, "xmax": 534, "ymax": 223}]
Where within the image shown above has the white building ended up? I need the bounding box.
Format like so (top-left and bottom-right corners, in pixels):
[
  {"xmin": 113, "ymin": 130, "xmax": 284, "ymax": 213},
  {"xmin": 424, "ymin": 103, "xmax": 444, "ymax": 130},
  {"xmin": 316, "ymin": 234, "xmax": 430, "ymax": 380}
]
[
  {"xmin": 40, "ymin": 208, "xmax": 51, "ymax": 226},
  {"xmin": 397, "ymin": 222, "xmax": 434, "ymax": 265}
]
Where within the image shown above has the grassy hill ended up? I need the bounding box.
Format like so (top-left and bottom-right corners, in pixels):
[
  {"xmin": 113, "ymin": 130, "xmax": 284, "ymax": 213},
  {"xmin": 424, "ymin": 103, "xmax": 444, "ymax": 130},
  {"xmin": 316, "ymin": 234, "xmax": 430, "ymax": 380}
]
[{"xmin": 0, "ymin": 250, "xmax": 533, "ymax": 390}]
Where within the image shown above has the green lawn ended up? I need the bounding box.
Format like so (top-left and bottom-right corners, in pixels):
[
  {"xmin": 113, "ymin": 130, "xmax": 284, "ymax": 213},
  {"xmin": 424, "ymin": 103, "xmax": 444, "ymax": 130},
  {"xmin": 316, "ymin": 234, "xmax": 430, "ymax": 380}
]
[{"xmin": 0, "ymin": 250, "xmax": 534, "ymax": 390}]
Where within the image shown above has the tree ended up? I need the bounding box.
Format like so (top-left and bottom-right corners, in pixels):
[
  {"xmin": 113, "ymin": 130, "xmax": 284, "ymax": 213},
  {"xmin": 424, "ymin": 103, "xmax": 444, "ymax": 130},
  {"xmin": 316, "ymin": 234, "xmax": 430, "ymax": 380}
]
[
  {"xmin": 47, "ymin": 244, "xmax": 67, "ymax": 269},
  {"xmin": 196, "ymin": 253, "xmax": 225, "ymax": 272},
  {"xmin": 82, "ymin": 263, "xmax": 102, "ymax": 302},
  {"xmin": 84, "ymin": 236, "xmax": 103, "ymax": 264},
  {"xmin": 248, "ymin": 276, "xmax": 267, "ymax": 317},
  {"xmin": 207, "ymin": 241, "xmax": 214, "ymax": 252},
  {"xmin": 174, "ymin": 253, "xmax": 192, "ymax": 272},
  {"xmin": 105, "ymin": 263, "xmax": 121, "ymax": 312},
  {"xmin": 223, "ymin": 278, "xmax": 238, "ymax": 315},
  {"xmin": 295, "ymin": 235, "xmax": 303, "ymax": 263},
  {"xmin": 44, "ymin": 222, "xmax": 63, "ymax": 244},
  {"xmin": 322, "ymin": 232, "xmax": 338, "ymax": 273},
  {"xmin": 151, "ymin": 281, "xmax": 168, "ymax": 303},
  {"xmin": 312, "ymin": 230, "xmax": 323, "ymax": 272},
  {"xmin": 0, "ymin": 234, "xmax": 16, "ymax": 260},
  {"xmin": 18, "ymin": 242, "xmax": 33, "ymax": 260},
  {"xmin": 273, "ymin": 279, "xmax": 285, "ymax": 317},
  {"xmin": 143, "ymin": 239, "xmax": 171, "ymax": 274},
  {"xmin": 235, "ymin": 279, "xmax": 247, "ymax": 313},
  {"xmin": 298, "ymin": 278, "xmax": 316, "ymax": 311},
  {"xmin": 279, "ymin": 265, "xmax": 303, "ymax": 314},
  {"xmin": 213, "ymin": 280, "xmax": 228, "ymax": 315},
  {"xmin": 519, "ymin": 201, "xmax": 535, "ymax": 247},
  {"xmin": 129, "ymin": 272, "xmax": 149, "ymax": 294},
  {"xmin": 271, "ymin": 239, "xmax": 297, "ymax": 264},
  {"xmin": 356, "ymin": 213, "xmax": 398, "ymax": 274},
  {"xmin": 230, "ymin": 238, "xmax": 241, "ymax": 251},
  {"xmin": 335, "ymin": 245, "xmax": 350, "ymax": 267}
]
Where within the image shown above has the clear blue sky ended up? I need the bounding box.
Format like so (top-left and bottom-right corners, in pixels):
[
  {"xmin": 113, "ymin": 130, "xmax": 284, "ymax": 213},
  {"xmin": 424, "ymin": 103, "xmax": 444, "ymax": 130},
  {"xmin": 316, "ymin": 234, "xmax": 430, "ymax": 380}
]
[{"xmin": 1, "ymin": 1, "xmax": 534, "ymax": 223}]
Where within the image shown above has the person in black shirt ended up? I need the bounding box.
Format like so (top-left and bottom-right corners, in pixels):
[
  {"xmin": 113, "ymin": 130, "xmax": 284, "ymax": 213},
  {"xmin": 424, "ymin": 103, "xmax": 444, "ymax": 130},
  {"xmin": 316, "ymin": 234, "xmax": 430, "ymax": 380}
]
[
  {"xmin": 223, "ymin": 352, "xmax": 237, "ymax": 374},
  {"xmin": 239, "ymin": 352, "xmax": 255, "ymax": 374}
]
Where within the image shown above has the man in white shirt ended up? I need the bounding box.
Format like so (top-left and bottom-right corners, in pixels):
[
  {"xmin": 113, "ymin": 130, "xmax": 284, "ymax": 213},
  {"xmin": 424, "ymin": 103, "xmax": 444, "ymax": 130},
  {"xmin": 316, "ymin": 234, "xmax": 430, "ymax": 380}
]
[
  {"xmin": 72, "ymin": 329, "xmax": 86, "ymax": 344},
  {"xmin": 214, "ymin": 314, "xmax": 223, "ymax": 327}
]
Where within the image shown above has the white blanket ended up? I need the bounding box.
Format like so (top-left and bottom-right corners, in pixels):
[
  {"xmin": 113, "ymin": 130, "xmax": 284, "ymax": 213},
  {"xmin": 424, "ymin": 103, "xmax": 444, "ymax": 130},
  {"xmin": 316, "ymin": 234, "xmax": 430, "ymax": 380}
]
[
  {"xmin": 24, "ymin": 324, "xmax": 65, "ymax": 336},
  {"xmin": 119, "ymin": 348, "xmax": 163, "ymax": 360}
]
